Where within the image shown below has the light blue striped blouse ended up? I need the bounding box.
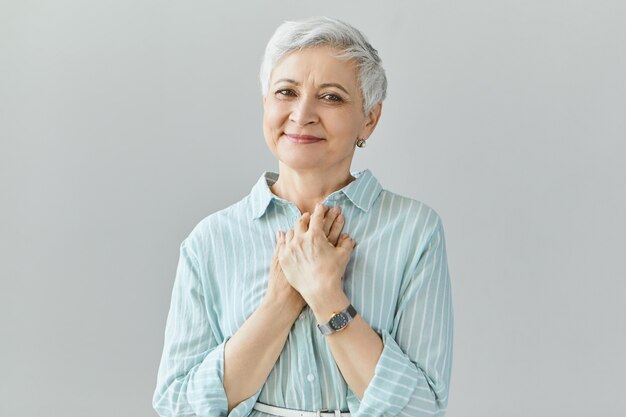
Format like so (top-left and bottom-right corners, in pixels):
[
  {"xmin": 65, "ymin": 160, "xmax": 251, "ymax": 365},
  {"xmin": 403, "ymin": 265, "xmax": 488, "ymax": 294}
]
[{"xmin": 153, "ymin": 168, "xmax": 453, "ymax": 417}]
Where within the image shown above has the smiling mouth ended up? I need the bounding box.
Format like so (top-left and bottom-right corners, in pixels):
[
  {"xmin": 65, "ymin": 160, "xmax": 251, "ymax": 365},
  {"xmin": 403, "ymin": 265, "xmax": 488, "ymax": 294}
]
[{"xmin": 284, "ymin": 133, "xmax": 324, "ymax": 144}]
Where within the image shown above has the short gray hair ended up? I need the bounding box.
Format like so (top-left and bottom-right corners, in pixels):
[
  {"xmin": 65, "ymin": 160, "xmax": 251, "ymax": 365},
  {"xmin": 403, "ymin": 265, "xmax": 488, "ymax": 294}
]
[{"xmin": 259, "ymin": 16, "xmax": 387, "ymax": 115}]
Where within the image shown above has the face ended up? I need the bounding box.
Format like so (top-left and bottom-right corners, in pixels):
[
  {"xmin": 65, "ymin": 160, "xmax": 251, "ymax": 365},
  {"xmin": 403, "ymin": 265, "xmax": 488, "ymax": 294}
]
[{"xmin": 263, "ymin": 46, "xmax": 381, "ymax": 173}]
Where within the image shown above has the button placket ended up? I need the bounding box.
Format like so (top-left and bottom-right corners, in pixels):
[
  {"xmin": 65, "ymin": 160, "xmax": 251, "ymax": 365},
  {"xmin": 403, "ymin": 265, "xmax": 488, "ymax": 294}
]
[{"xmin": 283, "ymin": 203, "xmax": 323, "ymax": 409}]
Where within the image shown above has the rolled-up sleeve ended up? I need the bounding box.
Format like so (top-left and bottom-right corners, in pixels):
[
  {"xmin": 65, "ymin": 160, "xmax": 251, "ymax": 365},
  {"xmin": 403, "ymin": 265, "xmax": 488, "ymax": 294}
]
[
  {"xmin": 152, "ymin": 240, "xmax": 261, "ymax": 417},
  {"xmin": 347, "ymin": 216, "xmax": 454, "ymax": 416}
]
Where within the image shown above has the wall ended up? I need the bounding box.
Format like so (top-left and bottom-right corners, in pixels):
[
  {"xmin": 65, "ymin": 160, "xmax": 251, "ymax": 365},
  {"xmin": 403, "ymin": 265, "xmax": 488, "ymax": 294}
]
[{"xmin": 1, "ymin": 1, "xmax": 624, "ymax": 416}]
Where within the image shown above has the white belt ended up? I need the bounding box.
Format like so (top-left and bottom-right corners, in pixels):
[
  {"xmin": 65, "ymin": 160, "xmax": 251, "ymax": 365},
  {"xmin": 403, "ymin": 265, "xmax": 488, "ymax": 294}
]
[{"xmin": 253, "ymin": 401, "xmax": 351, "ymax": 417}]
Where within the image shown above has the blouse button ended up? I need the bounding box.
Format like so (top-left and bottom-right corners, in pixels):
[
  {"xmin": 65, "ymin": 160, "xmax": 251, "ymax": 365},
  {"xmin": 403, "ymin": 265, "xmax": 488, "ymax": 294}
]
[{"xmin": 307, "ymin": 374, "xmax": 315, "ymax": 382}]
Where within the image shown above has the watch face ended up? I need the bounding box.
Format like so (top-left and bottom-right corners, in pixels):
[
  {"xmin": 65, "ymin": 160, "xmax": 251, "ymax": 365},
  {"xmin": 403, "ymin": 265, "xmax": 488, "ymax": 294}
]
[{"xmin": 329, "ymin": 313, "xmax": 349, "ymax": 330}]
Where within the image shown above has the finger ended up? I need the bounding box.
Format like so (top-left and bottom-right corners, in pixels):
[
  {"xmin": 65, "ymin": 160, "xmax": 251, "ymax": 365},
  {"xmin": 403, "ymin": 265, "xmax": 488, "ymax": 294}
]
[
  {"xmin": 338, "ymin": 233, "xmax": 356, "ymax": 252},
  {"xmin": 271, "ymin": 246, "xmax": 280, "ymax": 264},
  {"xmin": 275, "ymin": 239, "xmax": 285, "ymax": 266},
  {"xmin": 327, "ymin": 213, "xmax": 345, "ymax": 246},
  {"xmin": 309, "ymin": 203, "xmax": 328, "ymax": 233},
  {"xmin": 322, "ymin": 206, "xmax": 340, "ymax": 237},
  {"xmin": 274, "ymin": 231, "xmax": 284, "ymax": 250},
  {"xmin": 294, "ymin": 212, "xmax": 311, "ymax": 235},
  {"xmin": 285, "ymin": 229, "xmax": 294, "ymax": 242}
]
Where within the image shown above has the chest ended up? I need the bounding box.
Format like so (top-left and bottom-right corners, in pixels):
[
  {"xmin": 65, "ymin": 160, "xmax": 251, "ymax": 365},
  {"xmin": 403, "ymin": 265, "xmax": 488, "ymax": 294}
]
[{"xmin": 204, "ymin": 219, "xmax": 410, "ymax": 338}]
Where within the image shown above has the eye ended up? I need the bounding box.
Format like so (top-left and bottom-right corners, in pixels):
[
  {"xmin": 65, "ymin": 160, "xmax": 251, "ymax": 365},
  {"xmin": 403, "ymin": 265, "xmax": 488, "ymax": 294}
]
[
  {"xmin": 275, "ymin": 89, "xmax": 296, "ymax": 97},
  {"xmin": 321, "ymin": 93, "xmax": 343, "ymax": 103}
]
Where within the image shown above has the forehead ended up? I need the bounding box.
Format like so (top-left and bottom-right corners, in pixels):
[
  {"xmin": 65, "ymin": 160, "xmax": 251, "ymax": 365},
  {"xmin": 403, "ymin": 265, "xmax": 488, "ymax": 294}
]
[{"xmin": 271, "ymin": 46, "xmax": 359, "ymax": 89}]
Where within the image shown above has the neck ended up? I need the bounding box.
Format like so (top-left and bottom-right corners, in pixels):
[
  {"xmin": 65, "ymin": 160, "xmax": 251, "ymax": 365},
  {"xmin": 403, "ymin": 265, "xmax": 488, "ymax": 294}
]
[{"xmin": 270, "ymin": 163, "xmax": 356, "ymax": 214}]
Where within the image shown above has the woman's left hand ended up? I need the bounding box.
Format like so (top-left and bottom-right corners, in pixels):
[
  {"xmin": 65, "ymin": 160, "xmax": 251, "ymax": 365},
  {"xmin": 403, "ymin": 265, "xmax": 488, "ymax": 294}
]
[{"xmin": 277, "ymin": 203, "xmax": 356, "ymax": 307}]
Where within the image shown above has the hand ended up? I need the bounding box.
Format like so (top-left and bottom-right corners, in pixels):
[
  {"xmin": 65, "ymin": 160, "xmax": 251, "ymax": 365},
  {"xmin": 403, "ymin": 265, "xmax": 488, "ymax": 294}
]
[
  {"xmin": 277, "ymin": 203, "xmax": 356, "ymax": 306},
  {"xmin": 264, "ymin": 205, "xmax": 347, "ymax": 315},
  {"xmin": 263, "ymin": 230, "xmax": 306, "ymax": 316},
  {"xmin": 321, "ymin": 205, "xmax": 346, "ymax": 246}
]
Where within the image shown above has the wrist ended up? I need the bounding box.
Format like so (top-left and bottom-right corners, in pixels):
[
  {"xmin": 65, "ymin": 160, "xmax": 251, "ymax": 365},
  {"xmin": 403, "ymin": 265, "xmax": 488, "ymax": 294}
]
[
  {"xmin": 309, "ymin": 291, "xmax": 350, "ymax": 324},
  {"xmin": 259, "ymin": 296, "xmax": 303, "ymax": 325}
]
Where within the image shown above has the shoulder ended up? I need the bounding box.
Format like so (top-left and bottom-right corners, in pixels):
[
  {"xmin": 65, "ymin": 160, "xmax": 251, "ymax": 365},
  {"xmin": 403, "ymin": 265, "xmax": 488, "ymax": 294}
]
[
  {"xmin": 377, "ymin": 190, "xmax": 448, "ymax": 271},
  {"xmin": 181, "ymin": 193, "xmax": 252, "ymax": 255},
  {"xmin": 377, "ymin": 188, "xmax": 443, "ymax": 233}
]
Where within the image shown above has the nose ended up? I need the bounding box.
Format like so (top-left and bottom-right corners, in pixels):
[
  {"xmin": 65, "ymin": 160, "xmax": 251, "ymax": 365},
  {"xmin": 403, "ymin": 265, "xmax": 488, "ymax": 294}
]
[{"xmin": 289, "ymin": 95, "xmax": 319, "ymax": 126}]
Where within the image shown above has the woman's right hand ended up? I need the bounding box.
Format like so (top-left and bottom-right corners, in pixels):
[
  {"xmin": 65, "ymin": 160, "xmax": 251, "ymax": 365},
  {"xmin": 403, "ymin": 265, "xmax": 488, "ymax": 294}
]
[
  {"xmin": 264, "ymin": 205, "xmax": 345, "ymax": 315},
  {"xmin": 264, "ymin": 233, "xmax": 306, "ymax": 315}
]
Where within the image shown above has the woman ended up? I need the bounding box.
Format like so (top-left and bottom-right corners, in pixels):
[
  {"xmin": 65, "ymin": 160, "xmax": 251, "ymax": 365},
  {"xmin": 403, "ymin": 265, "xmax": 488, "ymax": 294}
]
[{"xmin": 153, "ymin": 16, "xmax": 453, "ymax": 417}]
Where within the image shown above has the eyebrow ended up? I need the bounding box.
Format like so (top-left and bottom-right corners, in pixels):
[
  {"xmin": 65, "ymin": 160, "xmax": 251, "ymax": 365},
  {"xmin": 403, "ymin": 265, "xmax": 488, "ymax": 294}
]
[{"xmin": 272, "ymin": 78, "xmax": 351, "ymax": 96}]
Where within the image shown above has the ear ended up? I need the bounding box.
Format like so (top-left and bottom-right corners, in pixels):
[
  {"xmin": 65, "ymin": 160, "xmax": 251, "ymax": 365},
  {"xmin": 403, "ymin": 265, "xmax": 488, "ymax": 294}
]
[{"xmin": 359, "ymin": 102, "xmax": 383, "ymax": 140}]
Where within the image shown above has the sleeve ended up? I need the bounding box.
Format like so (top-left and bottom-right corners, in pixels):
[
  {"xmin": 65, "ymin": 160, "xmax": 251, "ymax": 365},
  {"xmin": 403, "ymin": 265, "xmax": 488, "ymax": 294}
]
[
  {"xmin": 152, "ymin": 239, "xmax": 261, "ymax": 417},
  {"xmin": 346, "ymin": 216, "xmax": 454, "ymax": 417}
]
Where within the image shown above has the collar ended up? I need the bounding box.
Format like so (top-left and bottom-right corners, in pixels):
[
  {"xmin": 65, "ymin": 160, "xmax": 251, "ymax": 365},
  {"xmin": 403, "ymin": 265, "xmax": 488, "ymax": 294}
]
[{"xmin": 249, "ymin": 169, "xmax": 383, "ymax": 220}]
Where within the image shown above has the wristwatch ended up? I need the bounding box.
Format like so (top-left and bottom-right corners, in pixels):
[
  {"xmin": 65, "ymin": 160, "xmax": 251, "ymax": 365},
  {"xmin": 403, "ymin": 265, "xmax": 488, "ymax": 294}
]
[{"xmin": 317, "ymin": 304, "xmax": 357, "ymax": 336}]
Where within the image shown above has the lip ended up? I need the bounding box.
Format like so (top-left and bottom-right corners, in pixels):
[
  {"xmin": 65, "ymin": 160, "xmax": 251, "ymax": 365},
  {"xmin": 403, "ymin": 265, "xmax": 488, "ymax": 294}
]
[{"xmin": 284, "ymin": 133, "xmax": 324, "ymax": 144}]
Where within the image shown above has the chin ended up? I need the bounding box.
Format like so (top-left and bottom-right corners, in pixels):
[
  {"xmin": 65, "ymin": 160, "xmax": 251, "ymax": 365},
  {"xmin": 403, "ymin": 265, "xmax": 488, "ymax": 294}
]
[{"xmin": 272, "ymin": 143, "xmax": 323, "ymax": 169}]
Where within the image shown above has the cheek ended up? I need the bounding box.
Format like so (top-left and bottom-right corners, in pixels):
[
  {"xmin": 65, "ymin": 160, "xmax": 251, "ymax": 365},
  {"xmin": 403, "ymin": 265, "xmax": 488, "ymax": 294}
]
[
  {"xmin": 328, "ymin": 111, "xmax": 363, "ymax": 138},
  {"xmin": 263, "ymin": 110, "xmax": 285, "ymax": 148},
  {"xmin": 263, "ymin": 105, "xmax": 287, "ymax": 132}
]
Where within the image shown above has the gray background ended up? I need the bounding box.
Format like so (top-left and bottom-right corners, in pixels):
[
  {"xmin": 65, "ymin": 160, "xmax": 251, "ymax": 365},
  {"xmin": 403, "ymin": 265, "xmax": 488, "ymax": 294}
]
[{"xmin": 1, "ymin": 1, "xmax": 625, "ymax": 416}]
